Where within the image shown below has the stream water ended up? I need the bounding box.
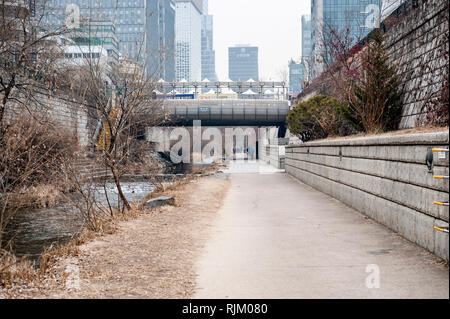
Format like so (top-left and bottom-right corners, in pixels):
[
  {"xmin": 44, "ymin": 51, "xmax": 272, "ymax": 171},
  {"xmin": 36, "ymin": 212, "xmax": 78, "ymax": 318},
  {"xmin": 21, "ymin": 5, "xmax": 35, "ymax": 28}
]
[
  {"xmin": 3, "ymin": 161, "xmax": 210, "ymax": 265},
  {"xmin": 4, "ymin": 181, "xmax": 157, "ymax": 265}
]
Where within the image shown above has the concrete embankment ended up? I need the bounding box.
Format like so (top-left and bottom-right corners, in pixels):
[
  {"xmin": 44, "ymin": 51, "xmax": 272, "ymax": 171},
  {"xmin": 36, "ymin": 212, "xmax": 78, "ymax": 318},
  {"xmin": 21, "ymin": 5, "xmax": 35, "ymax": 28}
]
[
  {"xmin": 259, "ymin": 143, "xmax": 286, "ymax": 169},
  {"xmin": 285, "ymin": 132, "xmax": 449, "ymax": 260}
]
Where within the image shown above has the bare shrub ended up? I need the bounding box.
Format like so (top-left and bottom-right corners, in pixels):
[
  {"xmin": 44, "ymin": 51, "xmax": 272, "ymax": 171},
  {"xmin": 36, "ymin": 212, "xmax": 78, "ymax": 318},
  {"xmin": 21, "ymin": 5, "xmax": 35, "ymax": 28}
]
[
  {"xmin": 0, "ymin": 115, "xmax": 78, "ymax": 248},
  {"xmin": 0, "ymin": 116, "xmax": 78, "ymax": 190},
  {"xmin": 61, "ymin": 157, "xmax": 118, "ymax": 233},
  {"xmin": 321, "ymin": 27, "xmax": 403, "ymax": 134},
  {"xmin": 122, "ymin": 140, "xmax": 164, "ymax": 176},
  {"xmin": 423, "ymin": 80, "xmax": 449, "ymax": 127}
]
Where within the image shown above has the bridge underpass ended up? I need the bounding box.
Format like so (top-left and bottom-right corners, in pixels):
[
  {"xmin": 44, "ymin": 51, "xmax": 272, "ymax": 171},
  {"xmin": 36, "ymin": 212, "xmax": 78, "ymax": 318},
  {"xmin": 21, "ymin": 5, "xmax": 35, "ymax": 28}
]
[
  {"xmin": 146, "ymin": 99, "xmax": 289, "ymax": 162},
  {"xmin": 160, "ymin": 99, "xmax": 289, "ymax": 137},
  {"xmin": 146, "ymin": 125, "xmax": 278, "ymax": 162}
]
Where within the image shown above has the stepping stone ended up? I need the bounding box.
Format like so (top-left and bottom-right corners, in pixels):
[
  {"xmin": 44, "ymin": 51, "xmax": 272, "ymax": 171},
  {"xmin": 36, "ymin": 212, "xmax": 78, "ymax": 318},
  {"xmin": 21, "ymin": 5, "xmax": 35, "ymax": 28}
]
[{"xmin": 144, "ymin": 196, "xmax": 175, "ymax": 209}]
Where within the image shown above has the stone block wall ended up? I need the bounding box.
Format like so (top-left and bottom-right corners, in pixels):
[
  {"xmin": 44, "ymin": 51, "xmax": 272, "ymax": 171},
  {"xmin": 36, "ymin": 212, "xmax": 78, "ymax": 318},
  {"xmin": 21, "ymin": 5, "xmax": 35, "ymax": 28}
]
[
  {"xmin": 259, "ymin": 144, "xmax": 285, "ymax": 169},
  {"xmin": 4, "ymin": 90, "xmax": 92, "ymax": 147},
  {"xmin": 384, "ymin": 0, "xmax": 449, "ymax": 128},
  {"xmin": 285, "ymin": 132, "xmax": 449, "ymax": 260}
]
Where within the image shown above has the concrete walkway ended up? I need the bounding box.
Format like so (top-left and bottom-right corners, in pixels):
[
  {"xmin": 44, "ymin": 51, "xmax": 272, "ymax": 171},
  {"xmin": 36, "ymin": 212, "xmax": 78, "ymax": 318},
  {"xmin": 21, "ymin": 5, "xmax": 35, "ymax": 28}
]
[{"xmin": 194, "ymin": 161, "xmax": 449, "ymax": 299}]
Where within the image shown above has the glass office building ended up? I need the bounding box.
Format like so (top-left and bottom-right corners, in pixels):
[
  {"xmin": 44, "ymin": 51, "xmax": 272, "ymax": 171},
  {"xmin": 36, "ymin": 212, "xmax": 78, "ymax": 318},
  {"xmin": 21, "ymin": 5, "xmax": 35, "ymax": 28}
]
[
  {"xmin": 311, "ymin": 0, "xmax": 380, "ymax": 78},
  {"xmin": 174, "ymin": 0, "xmax": 203, "ymax": 82},
  {"xmin": 45, "ymin": 0, "xmax": 175, "ymax": 80},
  {"xmin": 228, "ymin": 45, "xmax": 259, "ymax": 82},
  {"xmin": 201, "ymin": 14, "xmax": 217, "ymax": 82},
  {"xmin": 147, "ymin": 0, "xmax": 176, "ymax": 81},
  {"xmin": 289, "ymin": 60, "xmax": 306, "ymax": 96},
  {"xmin": 301, "ymin": 15, "xmax": 312, "ymax": 58}
]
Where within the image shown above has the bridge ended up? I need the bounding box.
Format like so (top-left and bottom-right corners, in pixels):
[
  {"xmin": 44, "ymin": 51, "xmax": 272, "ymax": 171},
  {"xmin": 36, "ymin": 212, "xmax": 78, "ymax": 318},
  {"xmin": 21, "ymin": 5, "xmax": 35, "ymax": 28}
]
[
  {"xmin": 143, "ymin": 83, "xmax": 291, "ymax": 160},
  {"xmin": 161, "ymin": 99, "xmax": 289, "ymax": 125},
  {"xmin": 146, "ymin": 98, "xmax": 290, "ymax": 140}
]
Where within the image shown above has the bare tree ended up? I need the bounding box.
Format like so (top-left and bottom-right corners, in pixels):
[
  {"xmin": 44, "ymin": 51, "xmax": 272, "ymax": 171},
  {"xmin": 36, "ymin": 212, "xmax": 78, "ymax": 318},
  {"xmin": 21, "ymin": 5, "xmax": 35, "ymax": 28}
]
[
  {"xmin": 315, "ymin": 4, "xmax": 405, "ymax": 133},
  {"xmin": 0, "ymin": 0, "xmax": 70, "ymax": 126},
  {"xmin": 0, "ymin": 115, "xmax": 77, "ymax": 249},
  {"xmin": 0, "ymin": 0, "xmax": 79, "ymax": 250},
  {"xmin": 277, "ymin": 67, "xmax": 288, "ymax": 83},
  {"xmin": 66, "ymin": 32, "xmax": 167, "ymax": 212}
]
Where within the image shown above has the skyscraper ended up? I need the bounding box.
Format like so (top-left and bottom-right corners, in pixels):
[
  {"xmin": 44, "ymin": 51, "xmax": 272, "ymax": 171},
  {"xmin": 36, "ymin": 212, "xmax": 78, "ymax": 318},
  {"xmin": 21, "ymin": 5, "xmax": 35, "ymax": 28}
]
[
  {"xmin": 289, "ymin": 60, "xmax": 306, "ymax": 96},
  {"xmin": 228, "ymin": 45, "xmax": 259, "ymax": 82},
  {"xmin": 147, "ymin": 0, "xmax": 176, "ymax": 81},
  {"xmin": 174, "ymin": 0, "xmax": 203, "ymax": 82},
  {"xmin": 44, "ymin": 0, "xmax": 176, "ymax": 80},
  {"xmin": 310, "ymin": 0, "xmax": 380, "ymax": 78},
  {"xmin": 201, "ymin": 1, "xmax": 217, "ymax": 82},
  {"xmin": 301, "ymin": 15, "xmax": 312, "ymax": 58}
]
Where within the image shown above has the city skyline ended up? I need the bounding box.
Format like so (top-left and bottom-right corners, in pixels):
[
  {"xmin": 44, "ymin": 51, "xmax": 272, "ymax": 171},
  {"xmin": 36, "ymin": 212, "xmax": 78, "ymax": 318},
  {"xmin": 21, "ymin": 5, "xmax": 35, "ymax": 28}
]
[
  {"xmin": 209, "ymin": 0, "xmax": 310, "ymax": 81},
  {"xmin": 45, "ymin": 0, "xmax": 176, "ymax": 81},
  {"xmin": 40, "ymin": 0, "xmax": 402, "ymax": 83}
]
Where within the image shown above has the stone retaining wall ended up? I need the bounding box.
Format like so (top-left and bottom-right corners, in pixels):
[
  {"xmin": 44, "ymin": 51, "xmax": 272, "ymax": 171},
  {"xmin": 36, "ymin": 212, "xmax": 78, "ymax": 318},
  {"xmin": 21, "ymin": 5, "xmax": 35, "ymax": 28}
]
[
  {"xmin": 258, "ymin": 139, "xmax": 286, "ymax": 169},
  {"xmin": 285, "ymin": 132, "xmax": 449, "ymax": 260},
  {"xmin": 5, "ymin": 90, "xmax": 93, "ymax": 147},
  {"xmin": 385, "ymin": 0, "xmax": 449, "ymax": 128}
]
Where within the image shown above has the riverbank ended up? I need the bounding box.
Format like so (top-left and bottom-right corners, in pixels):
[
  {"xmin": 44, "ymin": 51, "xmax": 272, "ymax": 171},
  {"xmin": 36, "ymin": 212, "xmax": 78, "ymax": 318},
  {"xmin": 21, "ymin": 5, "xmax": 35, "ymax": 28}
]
[{"xmin": 1, "ymin": 172, "xmax": 230, "ymax": 298}]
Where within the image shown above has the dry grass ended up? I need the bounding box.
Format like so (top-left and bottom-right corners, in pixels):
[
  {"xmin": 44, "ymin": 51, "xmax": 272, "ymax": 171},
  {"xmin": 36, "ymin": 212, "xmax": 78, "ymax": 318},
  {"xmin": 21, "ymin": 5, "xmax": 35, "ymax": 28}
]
[
  {"xmin": 38, "ymin": 230, "xmax": 97, "ymax": 276},
  {"xmin": 0, "ymin": 226, "xmax": 114, "ymax": 298},
  {"xmin": 141, "ymin": 175, "xmax": 195, "ymax": 205},
  {"xmin": 41, "ymin": 174, "xmax": 230, "ymax": 298},
  {"xmin": 6, "ymin": 184, "xmax": 63, "ymax": 210},
  {"xmin": 140, "ymin": 162, "xmax": 221, "ymax": 206},
  {"xmin": 0, "ymin": 228, "xmax": 96, "ymax": 297},
  {"xmin": 0, "ymin": 250, "xmax": 38, "ymax": 290},
  {"xmin": 0, "ymin": 163, "xmax": 223, "ymax": 298}
]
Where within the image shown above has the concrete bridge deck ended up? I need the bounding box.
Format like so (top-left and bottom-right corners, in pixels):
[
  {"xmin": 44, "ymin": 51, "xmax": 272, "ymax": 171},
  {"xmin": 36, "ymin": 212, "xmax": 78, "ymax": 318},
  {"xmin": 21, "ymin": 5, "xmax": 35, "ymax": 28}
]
[
  {"xmin": 159, "ymin": 99, "xmax": 289, "ymax": 126},
  {"xmin": 194, "ymin": 161, "xmax": 449, "ymax": 299}
]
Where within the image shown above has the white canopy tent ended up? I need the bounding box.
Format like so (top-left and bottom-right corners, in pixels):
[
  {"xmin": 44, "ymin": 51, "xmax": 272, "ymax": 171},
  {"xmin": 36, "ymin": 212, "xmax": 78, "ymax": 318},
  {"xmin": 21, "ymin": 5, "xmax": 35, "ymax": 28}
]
[
  {"xmin": 242, "ymin": 88, "xmax": 257, "ymax": 95},
  {"xmin": 152, "ymin": 89, "xmax": 164, "ymax": 95}
]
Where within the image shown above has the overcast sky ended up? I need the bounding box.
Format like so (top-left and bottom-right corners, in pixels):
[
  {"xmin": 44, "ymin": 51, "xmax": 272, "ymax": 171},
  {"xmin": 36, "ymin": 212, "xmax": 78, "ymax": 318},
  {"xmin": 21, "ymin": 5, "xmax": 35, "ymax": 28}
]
[{"xmin": 208, "ymin": 0, "xmax": 311, "ymax": 81}]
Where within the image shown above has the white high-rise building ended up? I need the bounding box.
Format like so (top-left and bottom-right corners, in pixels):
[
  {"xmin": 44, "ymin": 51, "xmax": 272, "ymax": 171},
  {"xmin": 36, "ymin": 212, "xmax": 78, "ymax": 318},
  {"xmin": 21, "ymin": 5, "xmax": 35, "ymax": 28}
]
[{"xmin": 174, "ymin": 0, "xmax": 203, "ymax": 82}]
